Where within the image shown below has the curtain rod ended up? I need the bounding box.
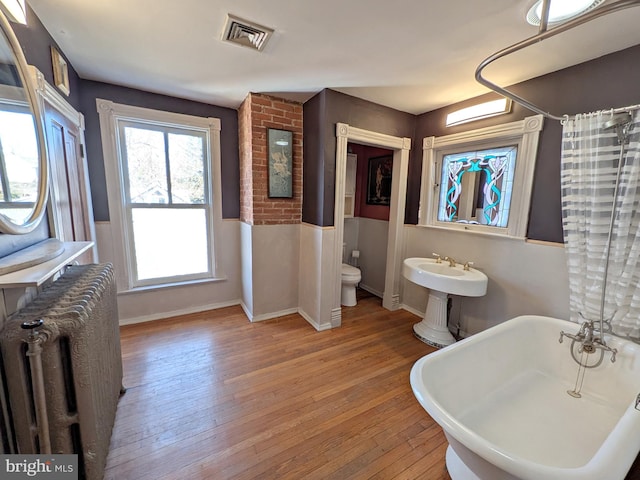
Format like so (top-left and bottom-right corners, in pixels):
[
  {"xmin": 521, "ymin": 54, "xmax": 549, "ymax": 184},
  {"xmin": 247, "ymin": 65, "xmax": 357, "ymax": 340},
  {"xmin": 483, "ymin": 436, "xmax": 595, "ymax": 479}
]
[
  {"xmin": 558, "ymin": 104, "xmax": 640, "ymax": 124},
  {"xmin": 475, "ymin": 0, "xmax": 640, "ymax": 122}
]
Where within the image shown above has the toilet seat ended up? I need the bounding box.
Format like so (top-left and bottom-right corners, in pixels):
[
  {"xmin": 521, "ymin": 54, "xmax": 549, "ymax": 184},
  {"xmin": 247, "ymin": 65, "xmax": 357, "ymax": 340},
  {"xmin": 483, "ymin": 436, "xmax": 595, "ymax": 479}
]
[{"xmin": 341, "ymin": 264, "xmax": 361, "ymax": 279}]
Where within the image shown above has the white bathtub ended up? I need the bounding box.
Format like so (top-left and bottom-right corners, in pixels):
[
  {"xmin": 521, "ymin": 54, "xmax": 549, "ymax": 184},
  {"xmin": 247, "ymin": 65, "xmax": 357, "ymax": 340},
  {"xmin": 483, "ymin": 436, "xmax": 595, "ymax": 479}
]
[{"xmin": 410, "ymin": 315, "xmax": 640, "ymax": 480}]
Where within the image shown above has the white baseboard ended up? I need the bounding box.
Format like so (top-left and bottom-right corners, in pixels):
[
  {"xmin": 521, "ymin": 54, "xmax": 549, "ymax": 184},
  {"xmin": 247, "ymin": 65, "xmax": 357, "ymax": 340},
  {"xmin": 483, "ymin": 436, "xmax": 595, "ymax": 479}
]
[
  {"xmin": 400, "ymin": 303, "xmax": 423, "ymax": 319},
  {"xmin": 360, "ymin": 283, "xmax": 383, "ymax": 298},
  {"xmin": 240, "ymin": 301, "xmax": 253, "ymax": 321},
  {"xmin": 119, "ymin": 299, "xmax": 242, "ymax": 326},
  {"xmin": 298, "ymin": 308, "xmax": 333, "ymax": 331},
  {"xmin": 240, "ymin": 301, "xmax": 299, "ymax": 323},
  {"xmin": 298, "ymin": 308, "xmax": 319, "ymax": 330},
  {"xmin": 246, "ymin": 306, "xmax": 299, "ymax": 322}
]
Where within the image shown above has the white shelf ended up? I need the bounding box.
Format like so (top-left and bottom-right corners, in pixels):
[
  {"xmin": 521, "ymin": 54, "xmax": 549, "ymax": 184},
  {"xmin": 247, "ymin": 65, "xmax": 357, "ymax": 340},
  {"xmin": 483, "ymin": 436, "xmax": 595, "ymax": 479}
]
[{"xmin": 0, "ymin": 241, "xmax": 94, "ymax": 289}]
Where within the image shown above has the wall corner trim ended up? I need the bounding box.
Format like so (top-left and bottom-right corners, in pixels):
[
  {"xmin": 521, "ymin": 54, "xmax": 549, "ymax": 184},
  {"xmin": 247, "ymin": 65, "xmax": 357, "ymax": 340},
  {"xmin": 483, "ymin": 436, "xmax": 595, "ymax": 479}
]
[{"xmin": 299, "ymin": 308, "xmax": 333, "ymax": 331}]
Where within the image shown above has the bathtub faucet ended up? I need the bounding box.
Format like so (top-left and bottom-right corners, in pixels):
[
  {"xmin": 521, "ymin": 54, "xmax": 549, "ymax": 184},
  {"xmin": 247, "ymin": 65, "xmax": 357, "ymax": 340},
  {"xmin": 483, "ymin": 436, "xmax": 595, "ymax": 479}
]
[{"xmin": 559, "ymin": 321, "xmax": 617, "ymax": 364}]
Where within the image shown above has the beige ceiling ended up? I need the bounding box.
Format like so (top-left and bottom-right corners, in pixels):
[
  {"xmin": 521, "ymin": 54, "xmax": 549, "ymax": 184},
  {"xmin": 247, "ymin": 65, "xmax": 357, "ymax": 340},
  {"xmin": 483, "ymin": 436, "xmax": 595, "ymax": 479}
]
[{"xmin": 27, "ymin": 0, "xmax": 640, "ymax": 115}]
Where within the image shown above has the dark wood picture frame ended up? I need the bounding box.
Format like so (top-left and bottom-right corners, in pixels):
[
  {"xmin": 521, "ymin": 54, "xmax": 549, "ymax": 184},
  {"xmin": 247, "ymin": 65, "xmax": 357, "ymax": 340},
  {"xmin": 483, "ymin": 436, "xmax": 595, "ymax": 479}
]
[
  {"xmin": 267, "ymin": 128, "xmax": 293, "ymax": 198},
  {"xmin": 366, "ymin": 155, "xmax": 392, "ymax": 206}
]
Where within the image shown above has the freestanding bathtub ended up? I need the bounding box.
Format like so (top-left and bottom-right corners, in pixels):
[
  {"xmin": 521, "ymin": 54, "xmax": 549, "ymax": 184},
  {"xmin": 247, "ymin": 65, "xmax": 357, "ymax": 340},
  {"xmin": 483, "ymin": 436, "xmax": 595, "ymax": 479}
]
[{"xmin": 410, "ymin": 315, "xmax": 640, "ymax": 480}]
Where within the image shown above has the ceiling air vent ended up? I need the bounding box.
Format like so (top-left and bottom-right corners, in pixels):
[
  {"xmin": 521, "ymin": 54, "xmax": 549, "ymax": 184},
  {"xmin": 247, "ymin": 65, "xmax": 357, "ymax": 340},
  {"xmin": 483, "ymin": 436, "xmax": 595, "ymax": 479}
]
[{"xmin": 222, "ymin": 14, "xmax": 274, "ymax": 52}]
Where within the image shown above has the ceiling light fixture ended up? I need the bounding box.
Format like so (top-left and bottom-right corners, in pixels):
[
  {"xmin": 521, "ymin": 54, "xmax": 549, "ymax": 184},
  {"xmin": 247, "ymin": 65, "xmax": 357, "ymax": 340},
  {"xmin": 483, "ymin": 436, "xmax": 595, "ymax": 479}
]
[
  {"xmin": 445, "ymin": 98, "xmax": 512, "ymax": 127},
  {"xmin": 0, "ymin": 0, "xmax": 26, "ymax": 24},
  {"xmin": 526, "ymin": 0, "xmax": 605, "ymax": 26}
]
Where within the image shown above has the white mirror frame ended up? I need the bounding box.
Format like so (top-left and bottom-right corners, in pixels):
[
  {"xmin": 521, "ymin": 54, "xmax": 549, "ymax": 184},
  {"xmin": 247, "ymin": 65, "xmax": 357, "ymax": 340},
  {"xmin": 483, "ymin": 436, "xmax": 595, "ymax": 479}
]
[
  {"xmin": 0, "ymin": 9, "xmax": 49, "ymax": 235},
  {"xmin": 419, "ymin": 114, "xmax": 544, "ymax": 239}
]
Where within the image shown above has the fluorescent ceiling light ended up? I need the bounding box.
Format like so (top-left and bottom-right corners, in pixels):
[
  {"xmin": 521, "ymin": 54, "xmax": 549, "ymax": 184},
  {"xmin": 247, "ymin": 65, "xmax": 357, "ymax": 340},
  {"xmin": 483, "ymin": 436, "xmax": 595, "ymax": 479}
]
[
  {"xmin": 526, "ymin": 0, "xmax": 604, "ymax": 26},
  {"xmin": 0, "ymin": 0, "xmax": 26, "ymax": 24},
  {"xmin": 445, "ymin": 99, "xmax": 512, "ymax": 127}
]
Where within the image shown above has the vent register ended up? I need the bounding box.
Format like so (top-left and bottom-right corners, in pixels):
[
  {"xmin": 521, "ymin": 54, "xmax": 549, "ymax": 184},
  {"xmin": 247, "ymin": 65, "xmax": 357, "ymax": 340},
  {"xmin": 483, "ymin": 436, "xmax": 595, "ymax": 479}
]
[{"xmin": 222, "ymin": 14, "xmax": 274, "ymax": 51}]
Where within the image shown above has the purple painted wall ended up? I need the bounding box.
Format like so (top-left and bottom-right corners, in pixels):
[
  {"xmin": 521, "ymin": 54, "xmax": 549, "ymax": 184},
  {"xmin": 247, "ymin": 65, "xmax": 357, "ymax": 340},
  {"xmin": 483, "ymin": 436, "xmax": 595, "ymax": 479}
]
[
  {"xmin": 2, "ymin": 5, "xmax": 241, "ymax": 258},
  {"xmin": 303, "ymin": 89, "xmax": 416, "ymax": 226},
  {"xmin": 414, "ymin": 44, "xmax": 640, "ymax": 243},
  {"xmin": 302, "ymin": 91, "xmax": 326, "ymax": 224},
  {"xmin": 304, "ymin": 45, "xmax": 640, "ymax": 244},
  {"xmin": 0, "ymin": 5, "xmax": 82, "ymax": 256},
  {"xmin": 12, "ymin": 5, "xmax": 82, "ymax": 110},
  {"xmin": 79, "ymin": 81, "xmax": 240, "ymax": 221},
  {"xmin": 4, "ymin": 3, "xmax": 640, "ymax": 251}
]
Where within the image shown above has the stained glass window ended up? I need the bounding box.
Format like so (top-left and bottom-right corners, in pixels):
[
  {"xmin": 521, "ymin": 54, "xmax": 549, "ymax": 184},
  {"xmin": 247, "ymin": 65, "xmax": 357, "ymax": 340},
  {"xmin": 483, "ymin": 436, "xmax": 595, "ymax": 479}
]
[{"xmin": 437, "ymin": 145, "xmax": 518, "ymax": 228}]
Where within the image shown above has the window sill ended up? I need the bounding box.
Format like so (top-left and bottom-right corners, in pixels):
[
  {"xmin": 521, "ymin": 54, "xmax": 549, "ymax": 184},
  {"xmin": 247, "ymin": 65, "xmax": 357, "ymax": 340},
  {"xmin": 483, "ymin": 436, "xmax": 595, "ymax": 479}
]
[
  {"xmin": 416, "ymin": 223, "xmax": 527, "ymax": 241},
  {"xmin": 118, "ymin": 275, "xmax": 228, "ymax": 296}
]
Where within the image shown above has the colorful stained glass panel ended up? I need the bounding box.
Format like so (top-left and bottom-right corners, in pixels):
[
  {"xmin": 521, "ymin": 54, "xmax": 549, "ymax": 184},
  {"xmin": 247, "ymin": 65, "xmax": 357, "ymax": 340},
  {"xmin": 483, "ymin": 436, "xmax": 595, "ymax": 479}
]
[{"xmin": 437, "ymin": 145, "xmax": 518, "ymax": 228}]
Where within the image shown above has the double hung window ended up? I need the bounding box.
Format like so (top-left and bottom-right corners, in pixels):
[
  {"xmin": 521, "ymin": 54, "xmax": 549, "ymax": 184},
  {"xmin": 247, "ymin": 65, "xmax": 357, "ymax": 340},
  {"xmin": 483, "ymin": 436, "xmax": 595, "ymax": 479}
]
[{"xmin": 98, "ymin": 100, "xmax": 223, "ymax": 289}]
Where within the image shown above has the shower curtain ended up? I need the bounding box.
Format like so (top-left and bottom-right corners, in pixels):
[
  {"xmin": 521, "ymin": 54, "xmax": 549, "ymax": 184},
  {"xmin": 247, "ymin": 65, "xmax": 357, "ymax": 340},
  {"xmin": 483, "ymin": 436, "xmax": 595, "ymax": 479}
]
[{"xmin": 561, "ymin": 109, "xmax": 640, "ymax": 340}]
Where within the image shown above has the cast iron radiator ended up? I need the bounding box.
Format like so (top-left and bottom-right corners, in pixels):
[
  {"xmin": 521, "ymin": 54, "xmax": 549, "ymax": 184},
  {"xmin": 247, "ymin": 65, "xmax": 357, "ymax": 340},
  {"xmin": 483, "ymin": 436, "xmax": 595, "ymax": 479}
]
[{"xmin": 0, "ymin": 263, "xmax": 123, "ymax": 480}]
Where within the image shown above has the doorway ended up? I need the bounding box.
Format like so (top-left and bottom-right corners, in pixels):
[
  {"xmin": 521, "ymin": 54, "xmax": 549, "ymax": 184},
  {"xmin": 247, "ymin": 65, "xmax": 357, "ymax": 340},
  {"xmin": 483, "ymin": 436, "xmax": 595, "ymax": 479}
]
[
  {"xmin": 333, "ymin": 123, "xmax": 411, "ymax": 323},
  {"xmin": 343, "ymin": 143, "xmax": 394, "ymax": 299}
]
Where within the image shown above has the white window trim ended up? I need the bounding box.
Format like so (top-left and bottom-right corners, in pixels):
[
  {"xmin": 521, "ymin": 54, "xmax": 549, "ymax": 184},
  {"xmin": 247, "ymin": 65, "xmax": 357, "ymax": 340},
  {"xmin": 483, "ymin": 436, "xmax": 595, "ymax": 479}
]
[
  {"xmin": 418, "ymin": 114, "xmax": 544, "ymax": 239},
  {"xmin": 96, "ymin": 99, "xmax": 225, "ymax": 292}
]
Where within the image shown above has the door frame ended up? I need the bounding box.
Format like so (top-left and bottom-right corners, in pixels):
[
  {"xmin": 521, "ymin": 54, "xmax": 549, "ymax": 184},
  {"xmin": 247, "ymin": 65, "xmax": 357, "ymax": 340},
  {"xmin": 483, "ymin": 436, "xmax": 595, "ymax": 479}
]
[
  {"xmin": 29, "ymin": 66, "xmax": 97, "ymax": 261},
  {"xmin": 333, "ymin": 123, "xmax": 411, "ymax": 321}
]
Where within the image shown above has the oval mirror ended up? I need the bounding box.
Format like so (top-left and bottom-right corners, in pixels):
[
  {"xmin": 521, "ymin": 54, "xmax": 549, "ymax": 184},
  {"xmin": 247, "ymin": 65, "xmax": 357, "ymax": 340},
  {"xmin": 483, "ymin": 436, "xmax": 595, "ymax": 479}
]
[{"xmin": 0, "ymin": 10, "xmax": 48, "ymax": 234}]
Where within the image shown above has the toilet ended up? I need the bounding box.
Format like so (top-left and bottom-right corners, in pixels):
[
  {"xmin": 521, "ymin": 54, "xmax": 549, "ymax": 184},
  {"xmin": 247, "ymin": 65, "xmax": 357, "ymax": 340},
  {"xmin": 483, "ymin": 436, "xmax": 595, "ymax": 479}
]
[{"xmin": 341, "ymin": 263, "xmax": 361, "ymax": 306}]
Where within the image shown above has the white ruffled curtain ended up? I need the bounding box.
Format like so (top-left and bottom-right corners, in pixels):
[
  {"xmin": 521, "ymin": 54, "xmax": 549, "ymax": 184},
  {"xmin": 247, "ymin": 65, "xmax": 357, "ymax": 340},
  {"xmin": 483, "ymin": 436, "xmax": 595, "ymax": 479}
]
[{"xmin": 561, "ymin": 109, "xmax": 640, "ymax": 340}]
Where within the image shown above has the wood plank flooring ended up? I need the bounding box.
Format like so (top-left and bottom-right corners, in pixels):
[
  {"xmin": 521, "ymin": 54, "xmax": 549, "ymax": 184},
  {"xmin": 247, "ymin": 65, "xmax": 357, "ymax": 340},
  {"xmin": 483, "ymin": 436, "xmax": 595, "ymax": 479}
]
[
  {"xmin": 104, "ymin": 292, "xmax": 640, "ymax": 480},
  {"xmin": 104, "ymin": 294, "xmax": 449, "ymax": 479}
]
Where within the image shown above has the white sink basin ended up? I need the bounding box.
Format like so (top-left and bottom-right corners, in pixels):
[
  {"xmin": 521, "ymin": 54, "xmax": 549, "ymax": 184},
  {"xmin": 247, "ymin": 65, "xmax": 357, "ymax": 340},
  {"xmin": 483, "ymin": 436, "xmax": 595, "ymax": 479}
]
[
  {"xmin": 403, "ymin": 257, "xmax": 489, "ymax": 348},
  {"xmin": 403, "ymin": 257, "xmax": 487, "ymax": 297}
]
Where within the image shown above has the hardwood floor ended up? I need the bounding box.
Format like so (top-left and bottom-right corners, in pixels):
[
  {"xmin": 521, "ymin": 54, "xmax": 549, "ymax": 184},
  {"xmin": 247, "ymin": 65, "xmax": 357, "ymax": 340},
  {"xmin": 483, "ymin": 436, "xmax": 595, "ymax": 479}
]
[{"xmin": 104, "ymin": 294, "xmax": 450, "ymax": 479}]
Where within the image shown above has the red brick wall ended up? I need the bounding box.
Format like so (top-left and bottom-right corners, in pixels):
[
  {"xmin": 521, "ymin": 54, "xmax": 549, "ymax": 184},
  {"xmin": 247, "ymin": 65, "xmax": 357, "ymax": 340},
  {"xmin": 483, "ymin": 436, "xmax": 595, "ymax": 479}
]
[
  {"xmin": 239, "ymin": 97, "xmax": 254, "ymax": 224},
  {"xmin": 239, "ymin": 93, "xmax": 303, "ymax": 225}
]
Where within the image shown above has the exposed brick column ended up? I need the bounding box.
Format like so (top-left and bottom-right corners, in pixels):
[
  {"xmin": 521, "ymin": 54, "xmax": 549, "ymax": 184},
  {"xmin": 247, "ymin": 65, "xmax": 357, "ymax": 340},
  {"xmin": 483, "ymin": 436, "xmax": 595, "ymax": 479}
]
[
  {"xmin": 238, "ymin": 93, "xmax": 303, "ymax": 225},
  {"xmin": 238, "ymin": 97, "xmax": 254, "ymax": 224}
]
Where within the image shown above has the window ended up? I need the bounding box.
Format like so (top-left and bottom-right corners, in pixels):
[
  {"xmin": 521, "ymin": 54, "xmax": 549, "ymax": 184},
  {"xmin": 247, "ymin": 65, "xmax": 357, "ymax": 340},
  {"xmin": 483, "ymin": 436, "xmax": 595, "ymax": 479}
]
[
  {"xmin": 0, "ymin": 106, "xmax": 38, "ymax": 224},
  {"xmin": 0, "ymin": 85, "xmax": 39, "ymax": 225},
  {"xmin": 98, "ymin": 100, "xmax": 223, "ymax": 289},
  {"xmin": 438, "ymin": 145, "xmax": 517, "ymax": 227},
  {"xmin": 419, "ymin": 115, "xmax": 543, "ymax": 238}
]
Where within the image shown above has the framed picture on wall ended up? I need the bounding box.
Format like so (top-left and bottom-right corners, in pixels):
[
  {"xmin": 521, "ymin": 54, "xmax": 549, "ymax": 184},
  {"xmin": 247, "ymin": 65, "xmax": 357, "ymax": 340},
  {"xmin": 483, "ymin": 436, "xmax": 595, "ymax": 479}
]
[
  {"xmin": 51, "ymin": 46, "xmax": 70, "ymax": 96},
  {"xmin": 267, "ymin": 128, "xmax": 293, "ymax": 198},
  {"xmin": 366, "ymin": 155, "xmax": 392, "ymax": 206}
]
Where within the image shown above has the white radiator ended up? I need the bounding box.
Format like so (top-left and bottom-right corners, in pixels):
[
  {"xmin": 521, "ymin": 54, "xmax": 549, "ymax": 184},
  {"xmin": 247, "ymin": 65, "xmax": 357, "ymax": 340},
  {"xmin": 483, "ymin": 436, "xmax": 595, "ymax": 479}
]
[{"xmin": 0, "ymin": 263, "xmax": 123, "ymax": 480}]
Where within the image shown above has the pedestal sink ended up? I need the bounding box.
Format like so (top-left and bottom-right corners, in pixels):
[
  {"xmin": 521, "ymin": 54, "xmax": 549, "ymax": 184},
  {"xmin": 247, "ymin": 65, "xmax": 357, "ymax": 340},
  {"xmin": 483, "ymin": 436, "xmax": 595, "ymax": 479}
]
[{"xmin": 403, "ymin": 257, "xmax": 488, "ymax": 348}]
